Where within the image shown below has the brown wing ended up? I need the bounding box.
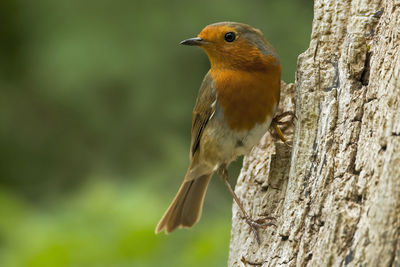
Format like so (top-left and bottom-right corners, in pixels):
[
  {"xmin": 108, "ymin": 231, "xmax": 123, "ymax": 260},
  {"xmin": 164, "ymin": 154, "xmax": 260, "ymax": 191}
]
[{"xmin": 190, "ymin": 71, "xmax": 216, "ymax": 158}]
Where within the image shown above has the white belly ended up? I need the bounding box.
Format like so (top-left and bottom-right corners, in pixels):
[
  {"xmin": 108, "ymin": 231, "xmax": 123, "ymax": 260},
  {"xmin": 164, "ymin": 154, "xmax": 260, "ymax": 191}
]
[{"xmin": 200, "ymin": 107, "xmax": 273, "ymax": 167}]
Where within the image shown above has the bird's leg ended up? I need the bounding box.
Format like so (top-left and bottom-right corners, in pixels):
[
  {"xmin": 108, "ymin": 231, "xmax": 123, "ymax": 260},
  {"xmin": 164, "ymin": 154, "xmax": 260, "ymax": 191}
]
[
  {"xmin": 271, "ymin": 122, "xmax": 288, "ymax": 144},
  {"xmin": 270, "ymin": 111, "xmax": 296, "ymax": 145},
  {"xmin": 218, "ymin": 165, "xmax": 275, "ymax": 244}
]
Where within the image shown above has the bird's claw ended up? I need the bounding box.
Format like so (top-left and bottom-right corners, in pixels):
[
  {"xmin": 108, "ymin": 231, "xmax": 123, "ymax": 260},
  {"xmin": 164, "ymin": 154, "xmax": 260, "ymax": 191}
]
[
  {"xmin": 273, "ymin": 111, "xmax": 297, "ymax": 123},
  {"xmin": 244, "ymin": 216, "xmax": 277, "ymax": 244},
  {"xmin": 271, "ymin": 111, "xmax": 296, "ymax": 146}
]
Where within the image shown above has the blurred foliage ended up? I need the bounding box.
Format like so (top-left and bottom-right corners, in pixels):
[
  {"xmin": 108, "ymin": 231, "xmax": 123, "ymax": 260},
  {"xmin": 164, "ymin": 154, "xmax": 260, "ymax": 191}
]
[
  {"xmin": 0, "ymin": 179, "xmax": 231, "ymax": 267},
  {"xmin": 0, "ymin": 0, "xmax": 312, "ymax": 266}
]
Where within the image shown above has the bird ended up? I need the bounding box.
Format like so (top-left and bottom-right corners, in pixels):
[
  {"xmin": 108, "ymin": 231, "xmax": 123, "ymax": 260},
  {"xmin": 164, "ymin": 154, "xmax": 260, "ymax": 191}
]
[{"xmin": 155, "ymin": 22, "xmax": 282, "ymax": 243}]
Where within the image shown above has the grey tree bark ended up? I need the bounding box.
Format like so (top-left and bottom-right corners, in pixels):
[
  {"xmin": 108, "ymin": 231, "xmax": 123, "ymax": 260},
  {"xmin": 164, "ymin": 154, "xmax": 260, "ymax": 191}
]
[{"xmin": 228, "ymin": 0, "xmax": 400, "ymax": 266}]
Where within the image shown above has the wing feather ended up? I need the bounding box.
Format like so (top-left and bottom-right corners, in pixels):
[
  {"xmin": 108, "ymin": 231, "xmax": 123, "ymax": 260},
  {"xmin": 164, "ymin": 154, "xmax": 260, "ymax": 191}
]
[{"xmin": 190, "ymin": 71, "xmax": 216, "ymax": 158}]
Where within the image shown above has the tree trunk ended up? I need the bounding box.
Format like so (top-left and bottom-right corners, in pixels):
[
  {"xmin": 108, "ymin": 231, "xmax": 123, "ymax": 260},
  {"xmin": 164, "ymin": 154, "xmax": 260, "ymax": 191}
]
[{"xmin": 228, "ymin": 0, "xmax": 400, "ymax": 266}]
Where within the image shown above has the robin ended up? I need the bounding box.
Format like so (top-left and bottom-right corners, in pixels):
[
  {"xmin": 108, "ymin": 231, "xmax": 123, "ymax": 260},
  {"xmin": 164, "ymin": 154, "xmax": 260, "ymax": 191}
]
[{"xmin": 155, "ymin": 22, "xmax": 282, "ymax": 243}]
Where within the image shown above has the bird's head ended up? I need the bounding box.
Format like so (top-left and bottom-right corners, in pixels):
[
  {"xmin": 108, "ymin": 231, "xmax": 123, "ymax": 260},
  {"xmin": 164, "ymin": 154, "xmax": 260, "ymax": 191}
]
[{"xmin": 181, "ymin": 22, "xmax": 280, "ymax": 71}]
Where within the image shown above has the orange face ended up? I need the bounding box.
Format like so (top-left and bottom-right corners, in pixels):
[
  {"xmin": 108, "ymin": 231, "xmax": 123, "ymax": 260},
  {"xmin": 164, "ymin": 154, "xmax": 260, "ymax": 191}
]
[
  {"xmin": 196, "ymin": 23, "xmax": 279, "ymax": 71},
  {"xmin": 198, "ymin": 25, "xmax": 242, "ymax": 53}
]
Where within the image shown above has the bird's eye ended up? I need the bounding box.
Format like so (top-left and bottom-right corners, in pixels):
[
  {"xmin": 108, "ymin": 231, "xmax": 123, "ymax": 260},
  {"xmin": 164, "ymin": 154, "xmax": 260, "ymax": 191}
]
[{"xmin": 224, "ymin": 32, "xmax": 236, "ymax": 42}]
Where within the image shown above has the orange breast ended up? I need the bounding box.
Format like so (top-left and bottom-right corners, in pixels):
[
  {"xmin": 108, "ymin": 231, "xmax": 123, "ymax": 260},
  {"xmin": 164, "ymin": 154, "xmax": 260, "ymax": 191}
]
[{"xmin": 211, "ymin": 64, "xmax": 281, "ymax": 131}]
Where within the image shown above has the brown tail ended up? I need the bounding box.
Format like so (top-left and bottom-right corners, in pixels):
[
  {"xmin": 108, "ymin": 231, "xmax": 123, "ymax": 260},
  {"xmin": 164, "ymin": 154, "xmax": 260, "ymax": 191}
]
[{"xmin": 155, "ymin": 174, "xmax": 212, "ymax": 234}]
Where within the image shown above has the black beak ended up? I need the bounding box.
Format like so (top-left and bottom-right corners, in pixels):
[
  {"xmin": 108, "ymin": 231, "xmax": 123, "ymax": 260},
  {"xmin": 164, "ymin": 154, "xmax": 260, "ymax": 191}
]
[{"xmin": 180, "ymin": 37, "xmax": 204, "ymax": 46}]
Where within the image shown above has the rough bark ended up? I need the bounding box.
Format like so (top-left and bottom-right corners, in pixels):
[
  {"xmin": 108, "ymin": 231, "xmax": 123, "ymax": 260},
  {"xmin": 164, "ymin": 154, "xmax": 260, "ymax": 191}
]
[{"xmin": 228, "ymin": 0, "xmax": 400, "ymax": 266}]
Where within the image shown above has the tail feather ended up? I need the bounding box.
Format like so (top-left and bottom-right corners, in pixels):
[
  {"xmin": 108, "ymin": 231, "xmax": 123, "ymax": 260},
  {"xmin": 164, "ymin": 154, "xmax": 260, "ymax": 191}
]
[{"xmin": 155, "ymin": 174, "xmax": 212, "ymax": 234}]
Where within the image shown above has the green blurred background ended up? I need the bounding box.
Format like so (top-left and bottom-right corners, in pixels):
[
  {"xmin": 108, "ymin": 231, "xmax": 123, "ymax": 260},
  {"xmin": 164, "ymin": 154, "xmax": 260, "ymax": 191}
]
[{"xmin": 0, "ymin": 0, "xmax": 312, "ymax": 266}]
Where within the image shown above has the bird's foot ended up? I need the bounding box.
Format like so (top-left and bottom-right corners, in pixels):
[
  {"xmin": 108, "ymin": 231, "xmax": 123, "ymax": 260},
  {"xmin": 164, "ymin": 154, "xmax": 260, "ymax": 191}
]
[
  {"xmin": 271, "ymin": 111, "xmax": 296, "ymax": 146},
  {"xmin": 218, "ymin": 165, "xmax": 277, "ymax": 245},
  {"xmin": 244, "ymin": 216, "xmax": 276, "ymax": 245},
  {"xmin": 273, "ymin": 111, "xmax": 296, "ymax": 124}
]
